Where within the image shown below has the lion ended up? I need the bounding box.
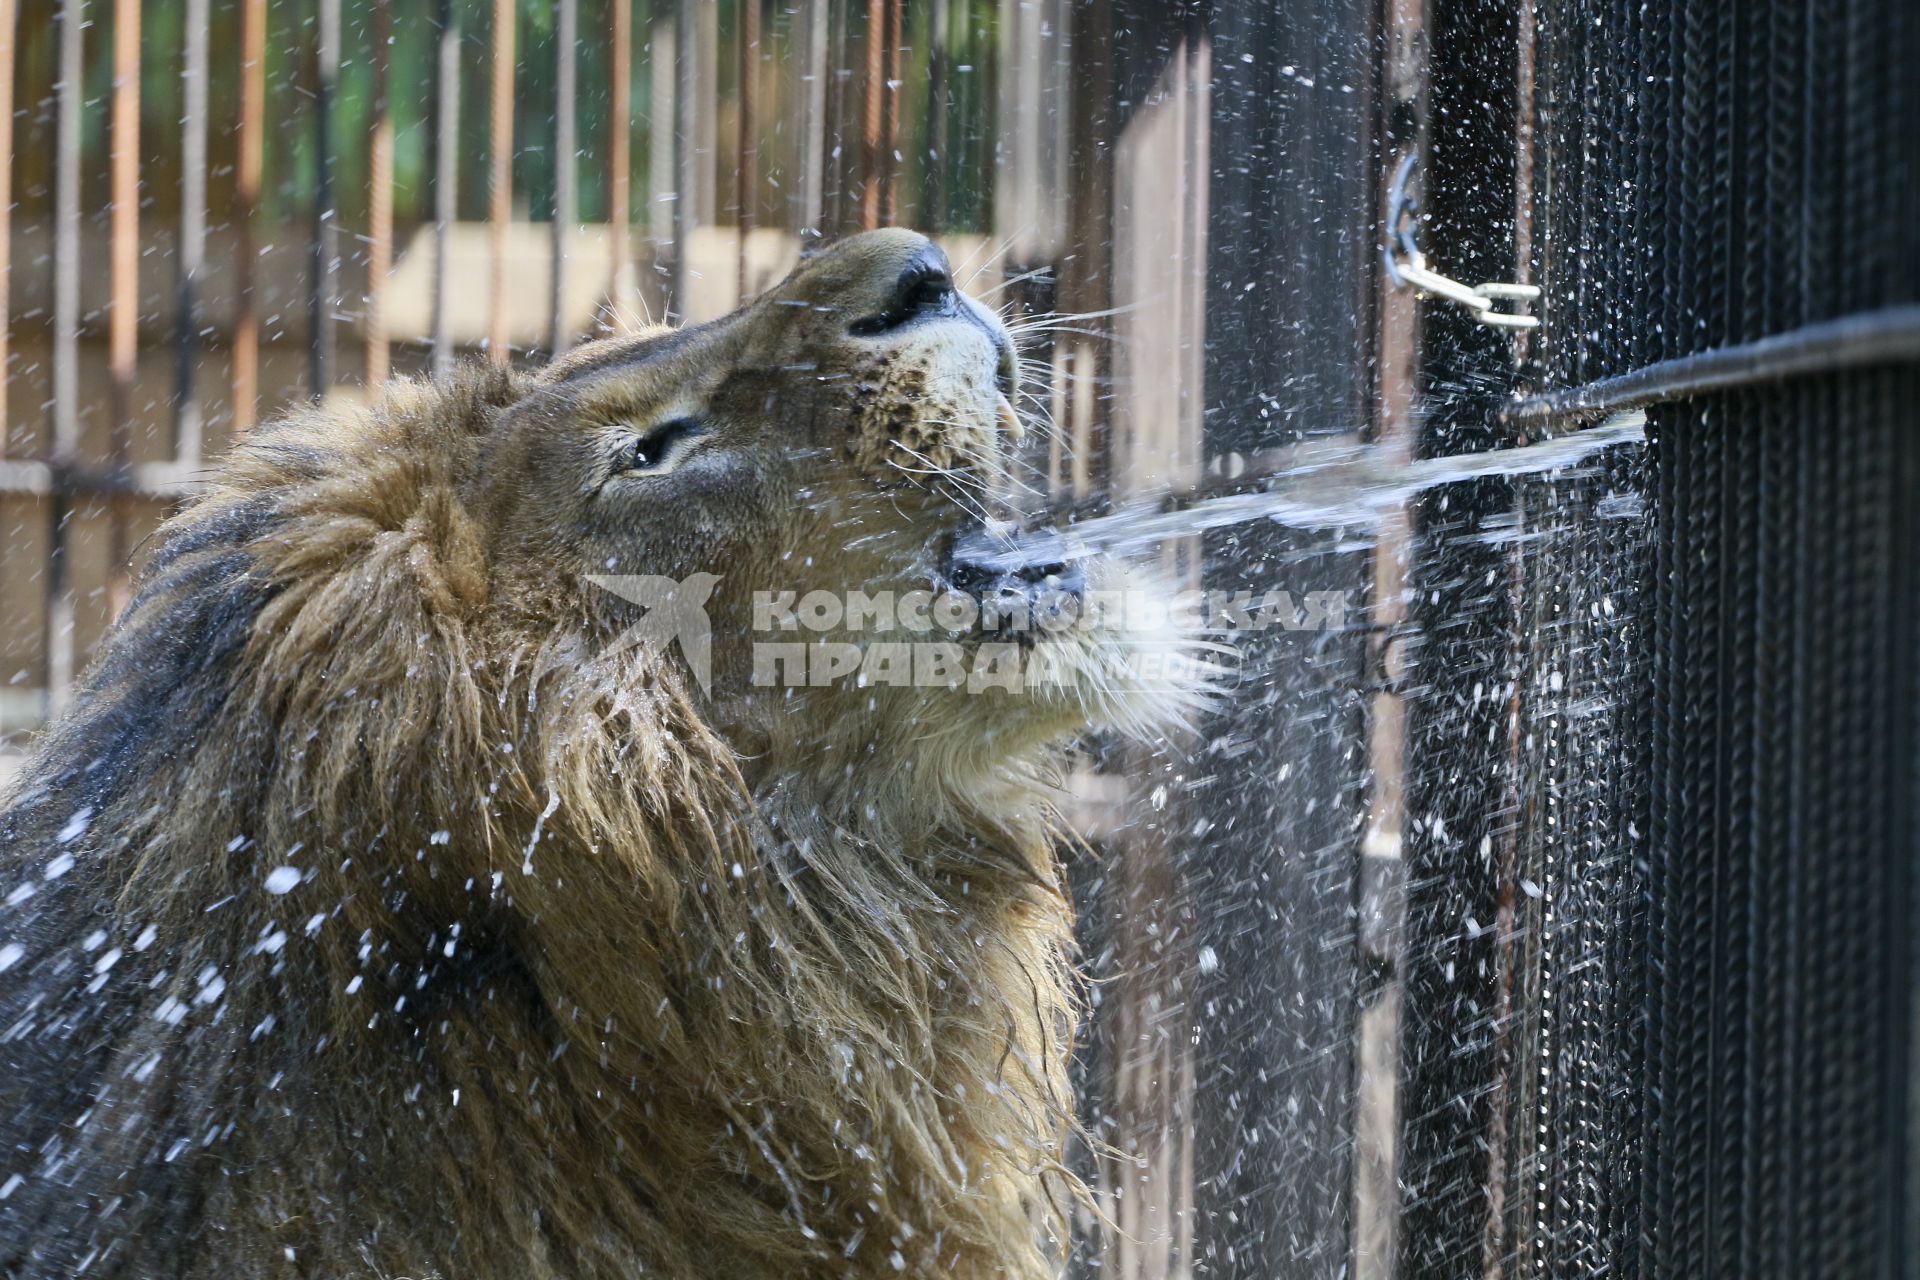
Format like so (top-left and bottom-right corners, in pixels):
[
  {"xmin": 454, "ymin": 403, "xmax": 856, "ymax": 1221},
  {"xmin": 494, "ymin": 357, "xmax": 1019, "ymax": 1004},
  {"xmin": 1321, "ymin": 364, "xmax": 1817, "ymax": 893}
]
[{"xmin": 0, "ymin": 230, "xmax": 1194, "ymax": 1278}]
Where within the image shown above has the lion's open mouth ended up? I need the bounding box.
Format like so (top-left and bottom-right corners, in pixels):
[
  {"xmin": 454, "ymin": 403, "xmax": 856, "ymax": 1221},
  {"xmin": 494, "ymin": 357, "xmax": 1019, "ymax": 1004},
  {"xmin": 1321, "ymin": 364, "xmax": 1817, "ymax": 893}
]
[{"xmin": 939, "ymin": 527, "xmax": 1088, "ymax": 644}]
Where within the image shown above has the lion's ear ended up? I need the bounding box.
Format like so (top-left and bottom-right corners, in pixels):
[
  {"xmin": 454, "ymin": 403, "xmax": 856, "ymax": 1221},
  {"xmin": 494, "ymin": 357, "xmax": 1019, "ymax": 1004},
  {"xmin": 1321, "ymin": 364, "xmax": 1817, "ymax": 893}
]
[{"xmin": 404, "ymin": 486, "xmax": 490, "ymax": 616}]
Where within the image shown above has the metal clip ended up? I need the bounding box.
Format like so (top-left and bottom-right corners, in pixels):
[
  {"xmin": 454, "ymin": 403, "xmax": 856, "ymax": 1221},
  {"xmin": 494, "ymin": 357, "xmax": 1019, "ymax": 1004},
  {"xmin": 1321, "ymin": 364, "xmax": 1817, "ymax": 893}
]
[{"xmin": 1384, "ymin": 152, "xmax": 1541, "ymax": 331}]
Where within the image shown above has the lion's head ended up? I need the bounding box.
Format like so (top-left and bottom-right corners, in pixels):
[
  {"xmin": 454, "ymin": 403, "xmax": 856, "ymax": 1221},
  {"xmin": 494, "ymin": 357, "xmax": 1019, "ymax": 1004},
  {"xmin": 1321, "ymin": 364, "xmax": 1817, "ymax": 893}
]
[
  {"xmin": 474, "ymin": 228, "xmax": 1180, "ymax": 784},
  {"xmin": 0, "ymin": 231, "xmax": 1194, "ymax": 1279}
]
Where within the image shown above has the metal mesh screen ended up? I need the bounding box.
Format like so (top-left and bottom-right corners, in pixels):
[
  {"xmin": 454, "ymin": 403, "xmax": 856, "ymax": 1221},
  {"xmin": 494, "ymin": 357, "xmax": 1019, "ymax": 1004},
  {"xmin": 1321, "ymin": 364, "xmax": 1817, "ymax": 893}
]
[{"xmin": 1400, "ymin": 0, "xmax": 1920, "ymax": 1275}]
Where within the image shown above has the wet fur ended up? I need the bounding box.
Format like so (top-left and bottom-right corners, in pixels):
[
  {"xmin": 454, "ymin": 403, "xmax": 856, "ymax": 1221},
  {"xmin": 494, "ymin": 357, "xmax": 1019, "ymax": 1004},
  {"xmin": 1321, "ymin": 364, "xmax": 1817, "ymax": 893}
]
[{"xmin": 0, "ymin": 235, "xmax": 1096, "ymax": 1278}]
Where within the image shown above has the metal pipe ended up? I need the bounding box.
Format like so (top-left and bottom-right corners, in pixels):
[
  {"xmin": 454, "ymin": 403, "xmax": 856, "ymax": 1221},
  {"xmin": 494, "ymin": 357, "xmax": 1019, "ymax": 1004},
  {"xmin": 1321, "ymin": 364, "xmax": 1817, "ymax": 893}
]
[{"xmin": 1503, "ymin": 305, "xmax": 1920, "ymax": 427}]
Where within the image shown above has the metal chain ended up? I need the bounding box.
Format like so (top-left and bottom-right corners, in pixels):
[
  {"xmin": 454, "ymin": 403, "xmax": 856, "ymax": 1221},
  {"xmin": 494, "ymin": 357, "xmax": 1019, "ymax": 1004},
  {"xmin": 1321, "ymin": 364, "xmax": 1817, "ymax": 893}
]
[{"xmin": 1383, "ymin": 152, "xmax": 1542, "ymax": 330}]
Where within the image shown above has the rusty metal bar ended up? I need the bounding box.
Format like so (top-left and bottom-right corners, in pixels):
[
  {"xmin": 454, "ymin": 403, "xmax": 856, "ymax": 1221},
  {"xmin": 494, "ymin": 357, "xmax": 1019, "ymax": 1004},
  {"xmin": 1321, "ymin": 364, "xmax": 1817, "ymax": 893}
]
[
  {"xmin": 365, "ymin": 0, "xmax": 393, "ymax": 387},
  {"xmin": 232, "ymin": 0, "xmax": 266, "ymax": 434},
  {"xmin": 736, "ymin": 0, "xmax": 758, "ymax": 300},
  {"xmin": 432, "ymin": 0, "xmax": 458, "ymax": 376},
  {"xmin": 487, "ymin": 0, "xmax": 513, "ymax": 363},
  {"xmin": 310, "ymin": 0, "xmax": 339, "ymax": 399},
  {"xmin": 174, "ymin": 0, "xmax": 209, "ymax": 462},
  {"xmin": 860, "ymin": 0, "xmax": 884, "ymax": 230},
  {"xmin": 608, "ymin": 0, "xmax": 632, "ymax": 330},
  {"xmin": 0, "ymin": 0, "xmax": 14, "ymax": 451},
  {"xmin": 550, "ymin": 0, "xmax": 577, "ymax": 356},
  {"xmin": 108, "ymin": 0, "xmax": 141, "ymax": 614}
]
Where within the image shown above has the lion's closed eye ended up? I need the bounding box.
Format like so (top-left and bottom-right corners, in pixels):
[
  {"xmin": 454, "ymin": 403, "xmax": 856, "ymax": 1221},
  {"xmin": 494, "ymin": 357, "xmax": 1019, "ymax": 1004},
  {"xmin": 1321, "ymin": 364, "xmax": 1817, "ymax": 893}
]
[{"xmin": 612, "ymin": 416, "xmax": 706, "ymax": 477}]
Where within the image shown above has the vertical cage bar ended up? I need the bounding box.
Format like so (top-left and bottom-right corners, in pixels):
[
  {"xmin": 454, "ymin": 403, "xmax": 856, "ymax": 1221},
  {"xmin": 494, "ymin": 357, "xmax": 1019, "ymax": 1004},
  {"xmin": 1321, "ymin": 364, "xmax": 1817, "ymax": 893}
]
[
  {"xmin": 108, "ymin": 0, "xmax": 141, "ymax": 613},
  {"xmin": 860, "ymin": 0, "xmax": 884, "ymax": 229},
  {"xmin": 48, "ymin": 0, "xmax": 83, "ymax": 713},
  {"xmin": 736, "ymin": 0, "xmax": 758, "ymax": 299},
  {"xmin": 0, "ymin": 0, "xmax": 14, "ymax": 451},
  {"xmin": 822, "ymin": 0, "xmax": 847, "ymax": 236},
  {"xmin": 52, "ymin": 0, "xmax": 81, "ymax": 461},
  {"xmin": 311, "ymin": 0, "xmax": 339, "ymax": 399},
  {"xmin": 232, "ymin": 0, "xmax": 266, "ymax": 434},
  {"xmin": 648, "ymin": 1, "xmax": 675, "ymax": 280},
  {"xmin": 879, "ymin": 0, "xmax": 901, "ymax": 225},
  {"xmin": 365, "ymin": 0, "xmax": 393, "ymax": 387},
  {"xmin": 671, "ymin": 0, "xmax": 697, "ymax": 311},
  {"xmin": 550, "ymin": 0, "xmax": 577, "ymax": 356},
  {"xmin": 607, "ymin": 0, "xmax": 632, "ymax": 329},
  {"xmin": 793, "ymin": 0, "xmax": 827, "ymax": 239},
  {"xmin": 174, "ymin": 0, "xmax": 208, "ymax": 463},
  {"xmin": 487, "ymin": 0, "xmax": 514, "ymax": 363},
  {"xmin": 431, "ymin": 0, "xmax": 458, "ymax": 376},
  {"xmin": 924, "ymin": 0, "xmax": 947, "ymax": 235}
]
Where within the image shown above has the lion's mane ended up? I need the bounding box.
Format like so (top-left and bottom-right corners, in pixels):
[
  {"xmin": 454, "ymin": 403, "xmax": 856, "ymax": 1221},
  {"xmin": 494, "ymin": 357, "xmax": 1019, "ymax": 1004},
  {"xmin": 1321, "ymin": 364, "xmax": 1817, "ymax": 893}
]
[{"xmin": 0, "ymin": 368, "xmax": 1079, "ymax": 1278}]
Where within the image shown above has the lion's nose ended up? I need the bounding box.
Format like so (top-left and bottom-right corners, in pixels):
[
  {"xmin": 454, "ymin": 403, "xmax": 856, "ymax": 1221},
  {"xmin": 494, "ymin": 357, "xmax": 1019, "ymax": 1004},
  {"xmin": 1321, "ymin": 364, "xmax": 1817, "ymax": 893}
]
[{"xmin": 849, "ymin": 246, "xmax": 958, "ymax": 336}]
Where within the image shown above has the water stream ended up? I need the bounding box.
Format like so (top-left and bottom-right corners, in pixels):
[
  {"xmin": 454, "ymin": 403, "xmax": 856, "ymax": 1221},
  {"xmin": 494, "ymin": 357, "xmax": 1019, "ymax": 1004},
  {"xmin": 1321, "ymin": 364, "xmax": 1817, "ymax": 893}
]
[{"xmin": 969, "ymin": 409, "xmax": 1647, "ymax": 567}]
